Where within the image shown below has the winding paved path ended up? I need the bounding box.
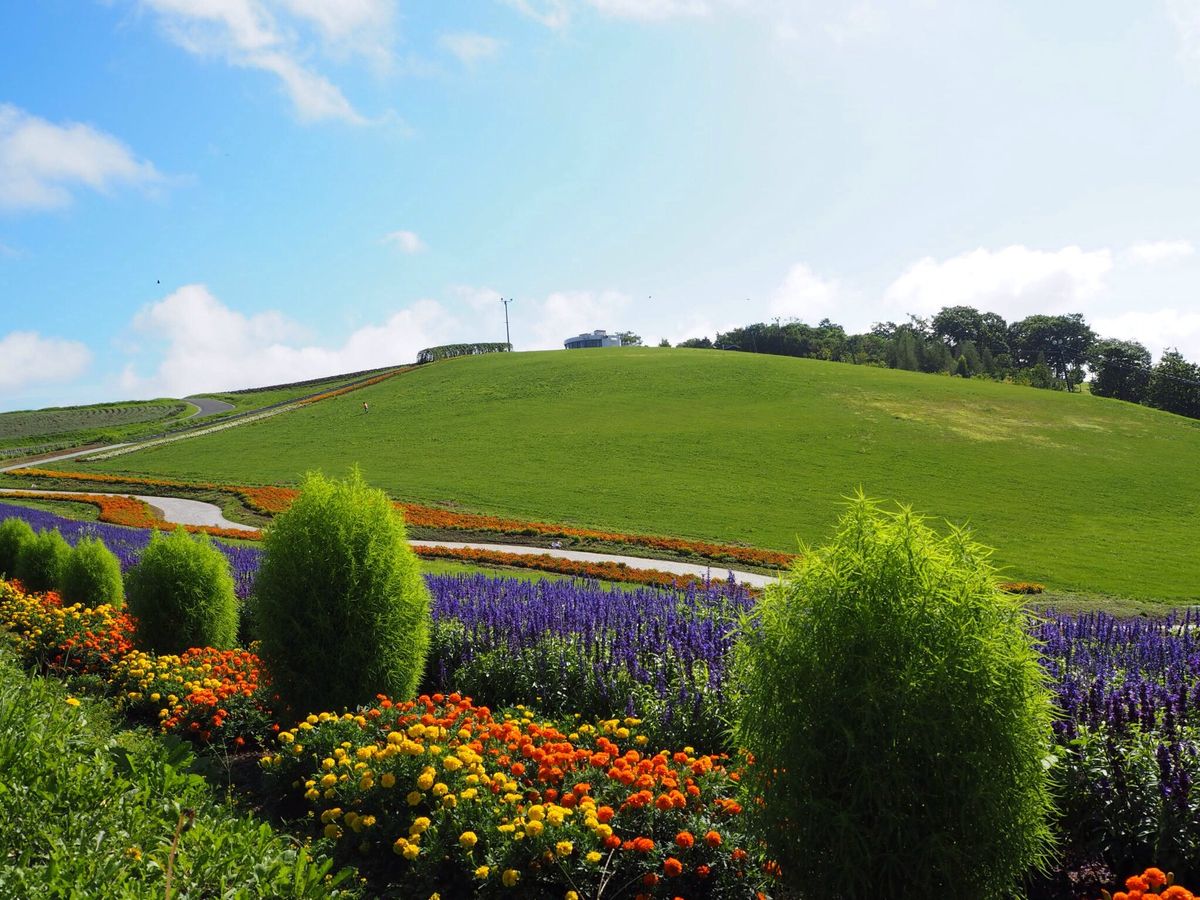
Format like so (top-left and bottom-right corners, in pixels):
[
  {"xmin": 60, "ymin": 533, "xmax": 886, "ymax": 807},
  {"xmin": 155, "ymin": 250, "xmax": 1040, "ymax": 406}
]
[
  {"xmin": 0, "ymin": 488, "xmax": 777, "ymax": 587},
  {"xmin": 184, "ymin": 396, "xmax": 236, "ymax": 419}
]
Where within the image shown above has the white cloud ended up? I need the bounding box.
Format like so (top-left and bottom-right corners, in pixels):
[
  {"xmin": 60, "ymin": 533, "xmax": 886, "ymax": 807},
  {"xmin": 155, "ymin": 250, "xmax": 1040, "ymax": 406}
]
[
  {"xmin": 440, "ymin": 32, "xmax": 503, "ymax": 65},
  {"xmin": 120, "ymin": 284, "xmax": 458, "ymax": 396},
  {"xmin": 769, "ymin": 263, "xmax": 841, "ymax": 321},
  {"xmin": 137, "ymin": 0, "xmax": 388, "ymax": 123},
  {"xmin": 1093, "ymin": 308, "xmax": 1200, "ymax": 361},
  {"xmin": 587, "ymin": 0, "xmax": 708, "ymax": 20},
  {"xmin": 1124, "ymin": 239, "xmax": 1195, "ymax": 265},
  {"xmin": 503, "ymin": 0, "xmax": 571, "ymax": 29},
  {"xmin": 0, "ymin": 331, "xmax": 92, "ymax": 392},
  {"xmin": 884, "ymin": 245, "xmax": 1114, "ymax": 320},
  {"xmin": 1167, "ymin": 0, "xmax": 1200, "ymax": 65},
  {"xmin": 524, "ymin": 290, "xmax": 633, "ymax": 349},
  {"xmin": 0, "ymin": 104, "xmax": 162, "ymax": 211},
  {"xmin": 824, "ymin": 2, "xmax": 886, "ymax": 45},
  {"xmin": 382, "ymin": 229, "xmax": 427, "ymax": 253},
  {"xmin": 0, "ymin": 241, "xmax": 21, "ymax": 258}
]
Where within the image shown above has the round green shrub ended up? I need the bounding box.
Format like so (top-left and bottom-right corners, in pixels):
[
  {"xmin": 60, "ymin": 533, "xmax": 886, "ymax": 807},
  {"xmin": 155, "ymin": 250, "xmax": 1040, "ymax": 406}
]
[
  {"xmin": 126, "ymin": 528, "xmax": 238, "ymax": 653},
  {"xmin": 60, "ymin": 536, "xmax": 125, "ymax": 609},
  {"xmin": 14, "ymin": 529, "xmax": 71, "ymax": 593},
  {"xmin": 0, "ymin": 518, "xmax": 35, "ymax": 579},
  {"xmin": 252, "ymin": 469, "xmax": 431, "ymax": 714},
  {"xmin": 731, "ymin": 496, "xmax": 1056, "ymax": 898}
]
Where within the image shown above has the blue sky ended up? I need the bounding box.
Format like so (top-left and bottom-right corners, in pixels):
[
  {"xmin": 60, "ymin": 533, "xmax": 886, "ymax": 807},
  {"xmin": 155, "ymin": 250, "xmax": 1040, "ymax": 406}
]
[{"xmin": 2, "ymin": 0, "xmax": 1200, "ymax": 410}]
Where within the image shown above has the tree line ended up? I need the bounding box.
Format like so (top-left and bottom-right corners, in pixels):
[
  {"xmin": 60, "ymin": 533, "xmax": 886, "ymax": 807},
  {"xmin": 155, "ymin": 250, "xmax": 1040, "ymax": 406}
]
[{"xmin": 661, "ymin": 306, "xmax": 1200, "ymax": 420}]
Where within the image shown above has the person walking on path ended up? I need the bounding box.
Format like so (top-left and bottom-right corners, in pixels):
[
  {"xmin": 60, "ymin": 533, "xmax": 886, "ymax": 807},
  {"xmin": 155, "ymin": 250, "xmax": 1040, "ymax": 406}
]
[{"xmin": 362, "ymin": 401, "xmax": 369, "ymax": 413}]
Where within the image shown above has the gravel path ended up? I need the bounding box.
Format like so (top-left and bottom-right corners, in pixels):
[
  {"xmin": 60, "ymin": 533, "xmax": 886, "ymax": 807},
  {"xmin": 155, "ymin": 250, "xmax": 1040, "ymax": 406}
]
[
  {"xmin": 0, "ymin": 488, "xmax": 257, "ymax": 533},
  {"xmin": 0, "ymin": 488, "xmax": 778, "ymax": 586}
]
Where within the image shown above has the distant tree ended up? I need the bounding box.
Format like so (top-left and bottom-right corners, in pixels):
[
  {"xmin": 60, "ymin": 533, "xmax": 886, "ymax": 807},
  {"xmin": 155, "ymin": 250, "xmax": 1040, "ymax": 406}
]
[
  {"xmin": 957, "ymin": 340, "xmax": 983, "ymax": 375},
  {"xmin": 1008, "ymin": 314, "xmax": 1096, "ymax": 390},
  {"xmin": 1146, "ymin": 349, "xmax": 1200, "ymax": 419},
  {"xmin": 932, "ymin": 306, "xmax": 985, "ymax": 346},
  {"xmin": 978, "ymin": 312, "xmax": 1010, "ymax": 356},
  {"xmin": 920, "ymin": 337, "xmax": 952, "ymax": 374},
  {"xmin": 678, "ymin": 336, "xmax": 713, "ymax": 349},
  {"xmin": 954, "ymin": 355, "xmax": 971, "ymax": 378},
  {"xmin": 1089, "ymin": 339, "xmax": 1152, "ymax": 403},
  {"xmin": 1027, "ymin": 356, "xmax": 1058, "ymax": 390},
  {"xmin": 657, "ymin": 338, "xmax": 671, "ymax": 348},
  {"xmin": 616, "ymin": 331, "xmax": 643, "ymax": 347},
  {"xmin": 888, "ymin": 330, "xmax": 921, "ymax": 371}
]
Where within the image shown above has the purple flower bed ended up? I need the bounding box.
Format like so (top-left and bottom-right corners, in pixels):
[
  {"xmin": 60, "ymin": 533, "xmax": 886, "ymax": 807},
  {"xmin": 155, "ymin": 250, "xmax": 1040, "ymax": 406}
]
[{"xmin": 0, "ymin": 501, "xmax": 261, "ymax": 599}]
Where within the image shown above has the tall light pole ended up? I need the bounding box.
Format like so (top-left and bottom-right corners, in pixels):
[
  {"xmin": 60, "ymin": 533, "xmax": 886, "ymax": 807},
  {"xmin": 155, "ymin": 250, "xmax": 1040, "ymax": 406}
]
[{"xmin": 500, "ymin": 298, "xmax": 513, "ymax": 348}]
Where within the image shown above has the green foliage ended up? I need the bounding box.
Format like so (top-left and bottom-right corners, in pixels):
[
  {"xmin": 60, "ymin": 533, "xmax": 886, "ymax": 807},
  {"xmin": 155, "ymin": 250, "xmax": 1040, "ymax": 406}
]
[
  {"xmin": 60, "ymin": 536, "xmax": 125, "ymax": 609},
  {"xmin": 1147, "ymin": 349, "xmax": 1200, "ymax": 419},
  {"xmin": 0, "ymin": 517, "xmax": 34, "ymax": 578},
  {"xmin": 0, "ymin": 649, "xmax": 356, "ymax": 898},
  {"xmin": 252, "ymin": 470, "xmax": 431, "ymax": 714},
  {"xmin": 126, "ymin": 528, "xmax": 238, "ymax": 653},
  {"xmin": 731, "ymin": 497, "xmax": 1056, "ymax": 898},
  {"xmin": 72, "ymin": 348, "xmax": 1200, "ymax": 600},
  {"xmin": 14, "ymin": 528, "xmax": 71, "ymax": 593},
  {"xmin": 1089, "ymin": 339, "xmax": 1152, "ymax": 403},
  {"xmin": 416, "ymin": 342, "xmax": 510, "ymax": 364}
]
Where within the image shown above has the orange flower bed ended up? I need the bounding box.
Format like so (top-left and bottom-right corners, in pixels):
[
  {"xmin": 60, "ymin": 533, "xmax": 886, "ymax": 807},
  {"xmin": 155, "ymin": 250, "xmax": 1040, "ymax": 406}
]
[
  {"xmin": 411, "ymin": 545, "xmax": 761, "ymax": 594},
  {"xmin": 0, "ymin": 489, "xmax": 261, "ymax": 542},
  {"xmin": 296, "ymin": 367, "xmax": 410, "ymax": 405},
  {"xmin": 14, "ymin": 468, "xmax": 792, "ymax": 569}
]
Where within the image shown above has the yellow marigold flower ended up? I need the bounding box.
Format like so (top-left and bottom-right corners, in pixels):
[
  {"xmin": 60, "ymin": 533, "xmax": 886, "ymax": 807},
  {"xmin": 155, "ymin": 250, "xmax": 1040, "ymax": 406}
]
[
  {"xmin": 410, "ymin": 817, "xmax": 431, "ymax": 834},
  {"xmin": 406, "ymin": 791, "xmax": 422, "ymax": 806},
  {"xmin": 359, "ymin": 775, "xmax": 374, "ymax": 791},
  {"xmin": 525, "ymin": 820, "xmax": 544, "ymax": 838},
  {"xmin": 555, "ymin": 840, "xmax": 573, "ymax": 857},
  {"xmin": 416, "ymin": 772, "xmax": 434, "ymax": 790},
  {"xmin": 393, "ymin": 838, "xmax": 409, "ymax": 855},
  {"xmin": 566, "ymin": 892, "xmax": 579, "ymax": 900},
  {"xmin": 459, "ymin": 831, "xmax": 478, "ymax": 850},
  {"xmin": 320, "ymin": 773, "xmax": 338, "ymax": 788},
  {"xmin": 460, "ymin": 788, "xmax": 478, "ymax": 801},
  {"xmin": 402, "ymin": 843, "xmax": 420, "ymax": 861},
  {"xmin": 474, "ymin": 865, "xmax": 490, "ymax": 880},
  {"xmin": 441, "ymin": 794, "xmax": 457, "ymax": 809},
  {"xmin": 304, "ymin": 789, "xmax": 321, "ymax": 801},
  {"xmin": 585, "ymin": 851, "xmax": 602, "ymax": 864},
  {"xmin": 322, "ymin": 758, "xmax": 335, "ymax": 771},
  {"xmin": 431, "ymin": 782, "xmax": 448, "ymax": 797},
  {"xmin": 65, "ymin": 697, "xmax": 80, "ymax": 707},
  {"xmin": 547, "ymin": 809, "xmax": 565, "ymax": 827},
  {"xmin": 323, "ymin": 824, "xmax": 341, "ymax": 840},
  {"xmin": 527, "ymin": 805, "xmax": 545, "ymax": 822},
  {"xmin": 381, "ymin": 773, "xmax": 396, "ymax": 789},
  {"xmin": 502, "ymin": 869, "xmax": 520, "ymax": 887}
]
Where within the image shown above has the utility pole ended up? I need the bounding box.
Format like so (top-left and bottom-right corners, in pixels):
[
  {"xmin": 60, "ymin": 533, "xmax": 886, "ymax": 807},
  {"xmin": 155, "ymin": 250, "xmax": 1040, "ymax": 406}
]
[{"xmin": 500, "ymin": 298, "xmax": 513, "ymax": 348}]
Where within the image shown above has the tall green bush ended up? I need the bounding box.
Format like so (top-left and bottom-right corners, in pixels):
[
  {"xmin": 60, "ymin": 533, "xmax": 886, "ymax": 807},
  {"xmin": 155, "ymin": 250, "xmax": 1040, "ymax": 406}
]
[
  {"xmin": 126, "ymin": 529, "xmax": 237, "ymax": 653},
  {"xmin": 731, "ymin": 496, "xmax": 1056, "ymax": 898},
  {"xmin": 60, "ymin": 536, "xmax": 124, "ymax": 609},
  {"xmin": 252, "ymin": 469, "xmax": 431, "ymax": 714},
  {"xmin": 14, "ymin": 529, "xmax": 71, "ymax": 593},
  {"xmin": 0, "ymin": 518, "xmax": 34, "ymax": 579}
]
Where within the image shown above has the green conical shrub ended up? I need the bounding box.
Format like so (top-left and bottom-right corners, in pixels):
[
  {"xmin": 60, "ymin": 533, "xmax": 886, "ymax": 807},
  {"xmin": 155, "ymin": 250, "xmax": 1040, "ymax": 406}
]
[
  {"xmin": 14, "ymin": 529, "xmax": 71, "ymax": 593},
  {"xmin": 731, "ymin": 495, "xmax": 1056, "ymax": 898},
  {"xmin": 0, "ymin": 518, "xmax": 34, "ymax": 579},
  {"xmin": 61, "ymin": 536, "xmax": 124, "ymax": 609},
  {"xmin": 126, "ymin": 529, "xmax": 237, "ymax": 653},
  {"xmin": 252, "ymin": 469, "xmax": 431, "ymax": 714}
]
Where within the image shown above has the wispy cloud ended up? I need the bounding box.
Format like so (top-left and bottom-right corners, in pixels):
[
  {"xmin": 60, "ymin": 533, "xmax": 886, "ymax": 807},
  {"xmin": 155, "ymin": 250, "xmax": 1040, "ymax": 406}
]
[
  {"xmin": 1124, "ymin": 239, "xmax": 1195, "ymax": 265},
  {"xmin": 439, "ymin": 32, "xmax": 503, "ymax": 66},
  {"xmin": 0, "ymin": 103, "xmax": 162, "ymax": 211},
  {"xmin": 0, "ymin": 331, "xmax": 92, "ymax": 392},
  {"xmin": 136, "ymin": 0, "xmax": 397, "ymax": 123},
  {"xmin": 382, "ymin": 229, "xmax": 427, "ymax": 253},
  {"xmin": 120, "ymin": 284, "xmax": 458, "ymax": 396},
  {"xmin": 503, "ymin": 0, "xmax": 571, "ymax": 29}
]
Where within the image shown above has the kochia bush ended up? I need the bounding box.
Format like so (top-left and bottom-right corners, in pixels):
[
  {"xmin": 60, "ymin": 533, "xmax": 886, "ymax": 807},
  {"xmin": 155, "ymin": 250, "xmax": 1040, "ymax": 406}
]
[
  {"xmin": 0, "ymin": 518, "xmax": 35, "ymax": 579},
  {"xmin": 731, "ymin": 496, "xmax": 1056, "ymax": 898},
  {"xmin": 60, "ymin": 536, "xmax": 125, "ymax": 609},
  {"xmin": 14, "ymin": 528, "xmax": 71, "ymax": 593},
  {"xmin": 126, "ymin": 529, "xmax": 238, "ymax": 653},
  {"xmin": 252, "ymin": 470, "xmax": 431, "ymax": 714}
]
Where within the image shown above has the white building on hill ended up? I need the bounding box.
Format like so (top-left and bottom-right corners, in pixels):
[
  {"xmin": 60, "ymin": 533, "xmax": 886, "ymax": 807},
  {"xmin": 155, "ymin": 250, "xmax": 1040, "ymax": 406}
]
[{"xmin": 564, "ymin": 330, "xmax": 622, "ymax": 349}]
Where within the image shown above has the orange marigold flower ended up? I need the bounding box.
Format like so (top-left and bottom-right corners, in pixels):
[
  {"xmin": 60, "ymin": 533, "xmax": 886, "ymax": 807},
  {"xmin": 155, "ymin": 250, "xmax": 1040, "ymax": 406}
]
[
  {"xmin": 663, "ymin": 857, "xmax": 683, "ymax": 877},
  {"xmin": 674, "ymin": 831, "xmax": 694, "ymax": 850},
  {"xmin": 1145, "ymin": 870, "xmax": 1168, "ymax": 888},
  {"xmin": 703, "ymin": 830, "xmax": 722, "ymax": 848}
]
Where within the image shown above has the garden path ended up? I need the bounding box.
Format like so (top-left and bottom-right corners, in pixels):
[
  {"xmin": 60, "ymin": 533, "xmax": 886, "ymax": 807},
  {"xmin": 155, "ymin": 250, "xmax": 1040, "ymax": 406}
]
[
  {"xmin": 0, "ymin": 487, "xmax": 778, "ymax": 586},
  {"xmin": 184, "ymin": 397, "xmax": 235, "ymax": 418}
]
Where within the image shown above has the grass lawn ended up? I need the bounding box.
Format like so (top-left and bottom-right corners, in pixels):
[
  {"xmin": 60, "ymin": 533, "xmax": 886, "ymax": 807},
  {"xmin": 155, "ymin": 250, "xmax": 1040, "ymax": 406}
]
[{"xmin": 65, "ymin": 348, "xmax": 1200, "ymax": 601}]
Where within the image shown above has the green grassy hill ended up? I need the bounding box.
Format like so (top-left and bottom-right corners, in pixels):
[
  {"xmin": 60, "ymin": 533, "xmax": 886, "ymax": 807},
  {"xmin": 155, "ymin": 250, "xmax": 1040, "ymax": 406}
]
[{"xmin": 61, "ymin": 349, "xmax": 1200, "ymax": 600}]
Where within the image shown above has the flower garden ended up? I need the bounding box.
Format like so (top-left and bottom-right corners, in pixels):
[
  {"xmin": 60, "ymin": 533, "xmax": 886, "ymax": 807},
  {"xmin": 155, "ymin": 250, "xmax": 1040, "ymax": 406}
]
[{"xmin": 0, "ymin": 484, "xmax": 1196, "ymax": 898}]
